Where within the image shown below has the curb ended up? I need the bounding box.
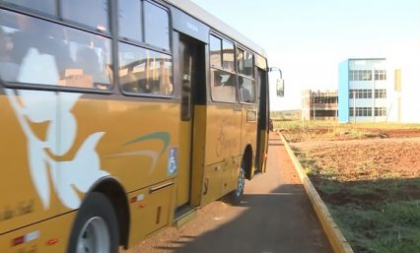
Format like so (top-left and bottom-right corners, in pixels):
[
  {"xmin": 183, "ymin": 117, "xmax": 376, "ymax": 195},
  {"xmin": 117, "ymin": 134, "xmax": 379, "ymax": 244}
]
[{"xmin": 278, "ymin": 132, "xmax": 354, "ymax": 253}]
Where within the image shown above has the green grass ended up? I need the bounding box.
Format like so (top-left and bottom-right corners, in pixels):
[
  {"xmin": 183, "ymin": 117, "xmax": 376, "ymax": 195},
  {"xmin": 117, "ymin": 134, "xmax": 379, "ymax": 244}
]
[
  {"xmin": 331, "ymin": 202, "xmax": 420, "ymax": 253},
  {"xmin": 293, "ymin": 142, "xmax": 420, "ymax": 253}
]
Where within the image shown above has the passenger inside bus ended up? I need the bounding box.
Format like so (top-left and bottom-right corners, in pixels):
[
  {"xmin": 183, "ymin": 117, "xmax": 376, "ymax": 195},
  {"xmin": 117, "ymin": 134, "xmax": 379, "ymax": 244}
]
[{"xmin": 239, "ymin": 76, "xmax": 252, "ymax": 102}]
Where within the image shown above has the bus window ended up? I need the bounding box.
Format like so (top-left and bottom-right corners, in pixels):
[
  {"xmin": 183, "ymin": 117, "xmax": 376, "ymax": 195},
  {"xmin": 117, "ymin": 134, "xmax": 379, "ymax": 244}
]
[
  {"xmin": 210, "ymin": 35, "xmax": 222, "ymax": 67},
  {"xmin": 0, "ymin": 9, "xmax": 112, "ymax": 89},
  {"xmin": 2, "ymin": 0, "xmax": 56, "ymax": 16},
  {"xmin": 237, "ymin": 49, "xmax": 254, "ymax": 78},
  {"xmin": 211, "ymin": 69, "xmax": 236, "ymax": 102},
  {"xmin": 238, "ymin": 76, "xmax": 255, "ymax": 103},
  {"xmin": 144, "ymin": 1, "xmax": 170, "ymax": 51},
  {"xmin": 119, "ymin": 43, "xmax": 173, "ymax": 96},
  {"xmin": 222, "ymin": 40, "xmax": 234, "ymax": 71},
  {"xmin": 62, "ymin": 0, "xmax": 109, "ymax": 32},
  {"xmin": 118, "ymin": 0, "xmax": 142, "ymax": 42}
]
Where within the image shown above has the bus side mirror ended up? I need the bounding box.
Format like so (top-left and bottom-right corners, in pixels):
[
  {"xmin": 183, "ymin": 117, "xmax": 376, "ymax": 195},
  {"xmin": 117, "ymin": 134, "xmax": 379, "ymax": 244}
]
[
  {"xmin": 269, "ymin": 67, "xmax": 284, "ymax": 97},
  {"xmin": 276, "ymin": 78, "xmax": 284, "ymax": 97}
]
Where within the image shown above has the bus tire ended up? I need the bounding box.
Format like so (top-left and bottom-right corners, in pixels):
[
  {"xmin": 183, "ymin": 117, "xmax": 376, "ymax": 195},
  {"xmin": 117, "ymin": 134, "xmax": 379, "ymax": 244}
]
[
  {"xmin": 67, "ymin": 192, "xmax": 119, "ymax": 253},
  {"xmin": 223, "ymin": 166, "xmax": 245, "ymax": 205}
]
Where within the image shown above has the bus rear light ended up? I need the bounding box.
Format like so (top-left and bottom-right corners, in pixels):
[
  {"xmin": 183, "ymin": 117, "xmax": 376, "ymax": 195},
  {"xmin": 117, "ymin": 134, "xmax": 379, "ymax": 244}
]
[
  {"xmin": 11, "ymin": 231, "xmax": 39, "ymax": 247},
  {"xmin": 11, "ymin": 236, "xmax": 24, "ymax": 246}
]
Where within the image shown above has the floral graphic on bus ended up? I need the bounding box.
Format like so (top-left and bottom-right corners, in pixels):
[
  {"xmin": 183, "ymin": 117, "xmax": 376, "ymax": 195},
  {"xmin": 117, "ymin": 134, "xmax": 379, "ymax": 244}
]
[{"xmin": 5, "ymin": 89, "xmax": 109, "ymax": 210}]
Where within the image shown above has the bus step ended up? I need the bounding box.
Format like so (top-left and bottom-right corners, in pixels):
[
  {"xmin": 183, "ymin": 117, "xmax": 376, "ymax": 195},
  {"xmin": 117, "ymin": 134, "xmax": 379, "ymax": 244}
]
[{"xmin": 174, "ymin": 206, "xmax": 197, "ymax": 227}]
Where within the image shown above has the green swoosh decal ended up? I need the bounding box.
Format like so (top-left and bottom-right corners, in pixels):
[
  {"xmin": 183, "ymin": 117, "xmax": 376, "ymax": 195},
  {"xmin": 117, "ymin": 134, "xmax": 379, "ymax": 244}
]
[{"xmin": 124, "ymin": 132, "xmax": 170, "ymax": 156}]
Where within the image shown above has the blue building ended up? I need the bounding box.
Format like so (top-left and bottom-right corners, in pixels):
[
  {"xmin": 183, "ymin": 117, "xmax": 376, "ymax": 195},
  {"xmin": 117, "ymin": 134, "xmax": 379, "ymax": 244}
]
[{"xmin": 338, "ymin": 58, "xmax": 388, "ymax": 123}]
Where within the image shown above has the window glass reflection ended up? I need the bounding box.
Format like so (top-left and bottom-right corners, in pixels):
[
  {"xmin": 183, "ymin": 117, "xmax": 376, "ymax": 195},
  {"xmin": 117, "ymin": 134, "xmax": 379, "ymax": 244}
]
[
  {"xmin": 211, "ymin": 69, "xmax": 236, "ymax": 102},
  {"xmin": 0, "ymin": 9, "xmax": 112, "ymax": 89},
  {"xmin": 210, "ymin": 35, "xmax": 222, "ymax": 67},
  {"xmin": 237, "ymin": 49, "xmax": 254, "ymax": 77},
  {"xmin": 119, "ymin": 43, "xmax": 173, "ymax": 96},
  {"xmin": 239, "ymin": 76, "xmax": 255, "ymax": 103},
  {"xmin": 62, "ymin": 0, "xmax": 109, "ymax": 32},
  {"xmin": 223, "ymin": 40, "xmax": 234, "ymax": 71},
  {"xmin": 243, "ymin": 51, "xmax": 254, "ymax": 77},
  {"xmin": 3, "ymin": 0, "xmax": 56, "ymax": 16},
  {"xmin": 144, "ymin": 1, "xmax": 170, "ymax": 51},
  {"xmin": 119, "ymin": 0, "xmax": 142, "ymax": 42}
]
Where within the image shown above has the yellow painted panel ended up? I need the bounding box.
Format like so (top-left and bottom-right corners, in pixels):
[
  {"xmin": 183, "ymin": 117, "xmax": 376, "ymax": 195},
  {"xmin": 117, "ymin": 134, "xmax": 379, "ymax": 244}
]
[
  {"xmin": 0, "ymin": 211, "xmax": 75, "ymax": 253},
  {"xmin": 176, "ymin": 120, "xmax": 191, "ymax": 207},
  {"xmin": 190, "ymin": 106, "xmax": 207, "ymax": 206},
  {"xmin": 128, "ymin": 181, "xmax": 173, "ymax": 248},
  {"xmin": 205, "ymin": 104, "xmax": 242, "ymax": 165},
  {"xmin": 0, "ymin": 94, "xmax": 60, "ymax": 234},
  {"xmin": 201, "ymin": 164, "xmax": 222, "ymax": 206}
]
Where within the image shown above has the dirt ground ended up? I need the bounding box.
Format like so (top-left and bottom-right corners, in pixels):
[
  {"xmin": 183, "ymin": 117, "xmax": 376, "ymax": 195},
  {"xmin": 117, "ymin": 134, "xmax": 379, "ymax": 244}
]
[
  {"xmin": 281, "ymin": 127, "xmax": 420, "ymax": 253},
  {"xmin": 283, "ymin": 127, "xmax": 420, "ymax": 204}
]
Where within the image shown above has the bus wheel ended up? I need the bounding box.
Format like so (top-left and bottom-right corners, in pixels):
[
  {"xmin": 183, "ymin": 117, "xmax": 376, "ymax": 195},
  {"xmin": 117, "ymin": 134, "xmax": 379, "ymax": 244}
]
[
  {"xmin": 67, "ymin": 192, "xmax": 119, "ymax": 253},
  {"xmin": 224, "ymin": 166, "xmax": 245, "ymax": 205}
]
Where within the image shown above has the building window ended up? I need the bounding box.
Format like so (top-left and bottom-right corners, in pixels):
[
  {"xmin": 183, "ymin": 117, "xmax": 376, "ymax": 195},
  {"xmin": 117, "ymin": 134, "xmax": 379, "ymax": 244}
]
[
  {"xmin": 350, "ymin": 107, "xmax": 372, "ymax": 117},
  {"xmin": 375, "ymin": 107, "xmax": 386, "ymax": 116},
  {"xmin": 349, "ymin": 70, "xmax": 372, "ymax": 81},
  {"xmin": 349, "ymin": 89, "xmax": 372, "ymax": 99},
  {"xmin": 374, "ymin": 70, "xmax": 386, "ymax": 80},
  {"xmin": 374, "ymin": 89, "xmax": 387, "ymax": 98}
]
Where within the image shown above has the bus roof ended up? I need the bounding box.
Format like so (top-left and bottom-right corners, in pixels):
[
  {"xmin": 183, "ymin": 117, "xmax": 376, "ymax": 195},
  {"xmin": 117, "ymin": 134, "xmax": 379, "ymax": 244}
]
[{"xmin": 163, "ymin": 0, "xmax": 266, "ymax": 57}]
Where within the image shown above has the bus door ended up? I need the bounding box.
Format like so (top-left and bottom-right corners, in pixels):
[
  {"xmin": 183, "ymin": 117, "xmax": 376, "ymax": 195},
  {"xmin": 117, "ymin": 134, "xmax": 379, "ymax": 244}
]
[
  {"xmin": 176, "ymin": 35, "xmax": 204, "ymax": 209},
  {"xmin": 255, "ymin": 68, "xmax": 269, "ymax": 173}
]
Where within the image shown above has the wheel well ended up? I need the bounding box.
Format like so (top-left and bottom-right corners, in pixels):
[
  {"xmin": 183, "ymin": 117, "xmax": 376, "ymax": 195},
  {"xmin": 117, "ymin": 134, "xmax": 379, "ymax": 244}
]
[
  {"xmin": 91, "ymin": 177, "xmax": 130, "ymax": 249},
  {"xmin": 243, "ymin": 145, "xmax": 253, "ymax": 180}
]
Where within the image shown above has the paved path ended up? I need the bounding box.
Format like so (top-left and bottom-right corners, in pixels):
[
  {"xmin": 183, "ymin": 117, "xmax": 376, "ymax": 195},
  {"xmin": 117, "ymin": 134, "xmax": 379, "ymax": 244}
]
[{"xmin": 125, "ymin": 133, "xmax": 334, "ymax": 253}]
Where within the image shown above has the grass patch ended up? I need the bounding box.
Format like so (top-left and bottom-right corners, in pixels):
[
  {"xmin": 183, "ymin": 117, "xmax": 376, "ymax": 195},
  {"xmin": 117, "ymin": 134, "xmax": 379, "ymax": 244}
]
[
  {"xmin": 331, "ymin": 202, "xmax": 420, "ymax": 253},
  {"xmin": 289, "ymin": 130, "xmax": 420, "ymax": 253}
]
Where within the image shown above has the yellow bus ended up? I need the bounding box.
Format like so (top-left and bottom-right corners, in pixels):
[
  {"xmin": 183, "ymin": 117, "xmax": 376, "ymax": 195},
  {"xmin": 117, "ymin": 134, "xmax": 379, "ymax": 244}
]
[{"xmin": 0, "ymin": 0, "xmax": 276, "ymax": 252}]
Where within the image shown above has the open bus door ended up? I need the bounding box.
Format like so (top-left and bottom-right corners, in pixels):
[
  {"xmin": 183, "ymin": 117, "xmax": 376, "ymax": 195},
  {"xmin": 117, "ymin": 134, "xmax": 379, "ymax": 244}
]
[
  {"xmin": 176, "ymin": 34, "xmax": 205, "ymax": 211},
  {"xmin": 255, "ymin": 68, "xmax": 269, "ymax": 174}
]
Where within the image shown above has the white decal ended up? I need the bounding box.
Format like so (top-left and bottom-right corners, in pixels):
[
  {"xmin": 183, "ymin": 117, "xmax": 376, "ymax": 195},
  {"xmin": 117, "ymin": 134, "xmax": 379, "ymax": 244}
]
[{"xmin": 6, "ymin": 89, "xmax": 109, "ymax": 210}]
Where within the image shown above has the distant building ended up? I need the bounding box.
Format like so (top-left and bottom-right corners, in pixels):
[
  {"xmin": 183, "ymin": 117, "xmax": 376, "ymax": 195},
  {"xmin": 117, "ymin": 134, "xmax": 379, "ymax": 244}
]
[
  {"xmin": 338, "ymin": 58, "xmax": 390, "ymax": 123},
  {"xmin": 302, "ymin": 90, "xmax": 338, "ymax": 121}
]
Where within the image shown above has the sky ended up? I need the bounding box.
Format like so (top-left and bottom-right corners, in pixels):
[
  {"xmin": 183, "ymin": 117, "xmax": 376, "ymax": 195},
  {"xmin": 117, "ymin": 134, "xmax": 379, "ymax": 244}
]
[{"xmin": 190, "ymin": 0, "xmax": 420, "ymax": 111}]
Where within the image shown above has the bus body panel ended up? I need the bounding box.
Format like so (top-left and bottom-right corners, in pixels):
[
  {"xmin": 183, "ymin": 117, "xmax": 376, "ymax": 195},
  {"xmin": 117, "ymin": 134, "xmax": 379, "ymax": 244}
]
[
  {"xmin": 0, "ymin": 90, "xmax": 181, "ymax": 235},
  {"xmin": 204, "ymin": 104, "xmax": 241, "ymax": 166},
  {"xmin": 0, "ymin": 210, "xmax": 75, "ymax": 253},
  {"xmin": 127, "ymin": 180, "xmax": 174, "ymax": 248},
  {"xmin": 0, "ymin": 92, "xmax": 61, "ymax": 235}
]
